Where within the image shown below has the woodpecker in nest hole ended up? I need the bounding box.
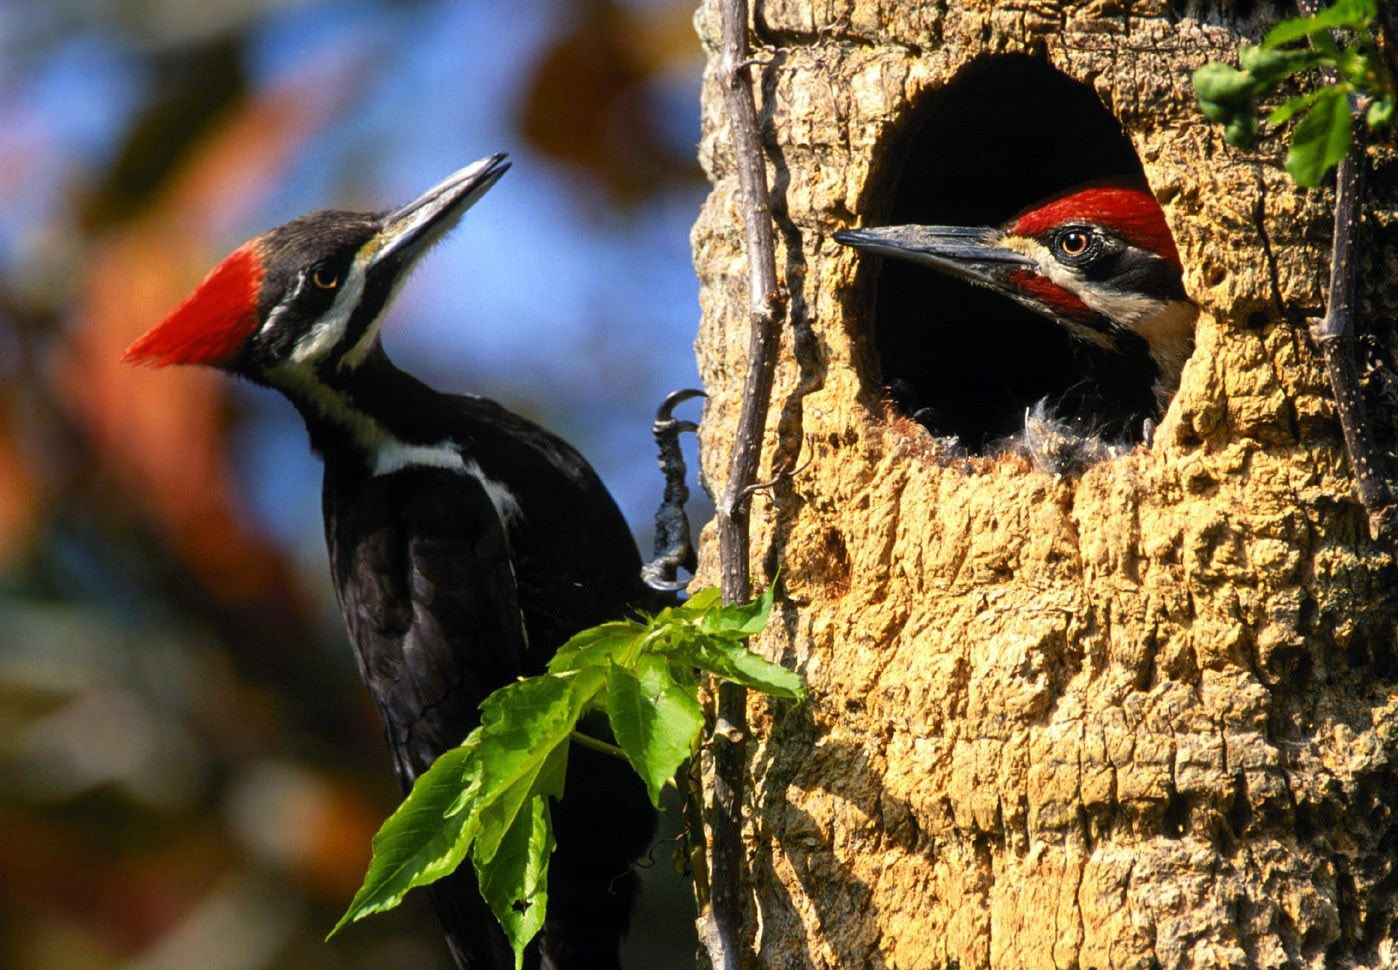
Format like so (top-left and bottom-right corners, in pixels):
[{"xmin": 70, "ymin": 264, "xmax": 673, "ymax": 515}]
[
  {"xmin": 126, "ymin": 155, "xmax": 657, "ymax": 970},
  {"xmin": 836, "ymin": 179, "xmax": 1197, "ymax": 469}
]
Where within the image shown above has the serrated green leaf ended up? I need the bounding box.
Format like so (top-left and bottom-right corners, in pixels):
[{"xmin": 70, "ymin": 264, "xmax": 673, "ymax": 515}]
[
  {"xmin": 670, "ymin": 635, "xmax": 804, "ymax": 699},
  {"xmin": 331, "ymin": 743, "xmax": 482, "ymax": 936},
  {"xmin": 1336, "ymin": 45, "xmax": 1382, "ymax": 89},
  {"xmin": 605, "ymin": 656, "xmax": 704, "ymax": 807},
  {"xmin": 336, "ymin": 643, "xmax": 628, "ymax": 952},
  {"xmin": 1313, "ymin": 31, "xmax": 1348, "ymax": 65},
  {"xmin": 1286, "ymin": 86, "xmax": 1354, "ymax": 186},
  {"xmin": 1267, "ymin": 89, "xmax": 1325, "ymax": 125},
  {"xmin": 1198, "ymin": 99, "xmax": 1237, "ymax": 124},
  {"xmin": 674, "ymin": 586, "xmax": 723, "ymax": 614},
  {"xmin": 1224, "ymin": 111, "xmax": 1258, "ymax": 147},
  {"xmin": 1193, "ymin": 62, "xmax": 1261, "ymax": 105},
  {"xmin": 473, "ymin": 673, "xmax": 597, "ymax": 863},
  {"xmin": 1263, "ymin": 18, "xmax": 1316, "ymax": 49},
  {"xmin": 1235, "ymin": 44, "xmax": 1274, "ymax": 73},
  {"xmin": 532, "ymin": 731, "xmax": 570, "ymax": 801},
  {"xmin": 475, "ymin": 746, "xmax": 565, "ymax": 867},
  {"xmin": 1367, "ymin": 96, "xmax": 1395, "ymax": 128},
  {"xmin": 476, "ymin": 795, "xmax": 554, "ymax": 970},
  {"xmin": 668, "ymin": 661, "xmax": 699, "ymax": 694},
  {"xmin": 1238, "ymin": 44, "xmax": 1324, "ymax": 83},
  {"xmin": 1263, "ymin": 0, "xmax": 1376, "ymax": 49},
  {"xmin": 548, "ymin": 621, "xmax": 643, "ymax": 673},
  {"xmin": 701, "ymin": 584, "xmax": 775, "ymax": 639}
]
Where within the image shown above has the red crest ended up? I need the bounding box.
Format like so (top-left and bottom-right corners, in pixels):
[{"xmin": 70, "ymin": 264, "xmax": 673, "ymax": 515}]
[
  {"xmin": 1010, "ymin": 182, "xmax": 1180, "ymax": 270},
  {"xmin": 124, "ymin": 243, "xmax": 265, "ymax": 367}
]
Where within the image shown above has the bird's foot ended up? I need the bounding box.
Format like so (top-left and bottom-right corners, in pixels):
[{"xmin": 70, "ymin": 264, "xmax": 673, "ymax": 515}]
[{"xmin": 642, "ymin": 388, "xmax": 706, "ymax": 592}]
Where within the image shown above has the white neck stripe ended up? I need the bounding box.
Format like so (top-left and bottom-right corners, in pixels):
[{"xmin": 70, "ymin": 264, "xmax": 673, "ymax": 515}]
[
  {"xmin": 267, "ymin": 362, "xmax": 523, "ymax": 529},
  {"xmin": 288, "ymin": 249, "xmax": 371, "ymax": 365}
]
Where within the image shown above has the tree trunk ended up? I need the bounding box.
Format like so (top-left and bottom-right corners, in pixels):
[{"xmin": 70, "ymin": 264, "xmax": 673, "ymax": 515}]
[{"xmin": 690, "ymin": 1, "xmax": 1398, "ymax": 968}]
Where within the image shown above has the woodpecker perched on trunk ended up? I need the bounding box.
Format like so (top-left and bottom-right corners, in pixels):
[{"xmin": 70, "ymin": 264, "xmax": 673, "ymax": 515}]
[
  {"xmin": 125, "ymin": 155, "xmax": 657, "ymax": 970},
  {"xmin": 835, "ymin": 179, "xmax": 1196, "ymax": 443}
]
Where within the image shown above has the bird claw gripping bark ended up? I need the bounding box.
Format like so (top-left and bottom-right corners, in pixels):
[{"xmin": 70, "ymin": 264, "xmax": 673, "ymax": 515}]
[{"xmin": 642, "ymin": 388, "xmax": 706, "ymax": 592}]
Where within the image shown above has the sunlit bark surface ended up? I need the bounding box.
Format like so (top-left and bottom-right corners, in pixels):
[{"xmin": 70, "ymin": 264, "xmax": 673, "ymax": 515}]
[{"xmin": 691, "ymin": 0, "xmax": 1398, "ymax": 966}]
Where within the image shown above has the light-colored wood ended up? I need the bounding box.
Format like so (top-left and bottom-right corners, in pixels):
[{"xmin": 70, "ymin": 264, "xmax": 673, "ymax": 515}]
[{"xmin": 690, "ymin": 1, "xmax": 1398, "ymax": 966}]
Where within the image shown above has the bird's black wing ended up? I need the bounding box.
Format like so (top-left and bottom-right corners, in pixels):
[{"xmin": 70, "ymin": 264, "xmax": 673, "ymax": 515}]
[
  {"xmin": 323, "ymin": 461, "xmax": 529, "ymax": 970},
  {"xmin": 442, "ymin": 396, "xmax": 663, "ymax": 969},
  {"xmin": 323, "ymin": 388, "xmax": 662, "ymax": 970},
  {"xmin": 324, "ymin": 463, "xmax": 528, "ymax": 780},
  {"xmin": 443, "ymin": 394, "xmax": 663, "ymax": 647}
]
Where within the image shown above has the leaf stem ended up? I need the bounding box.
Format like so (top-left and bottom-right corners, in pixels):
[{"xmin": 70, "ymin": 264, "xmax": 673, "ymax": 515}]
[{"xmin": 569, "ymin": 731, "xmax": 629, "ymax": 762}]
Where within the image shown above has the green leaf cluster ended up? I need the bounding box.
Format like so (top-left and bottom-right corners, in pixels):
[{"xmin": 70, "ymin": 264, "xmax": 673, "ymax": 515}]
[
  {"xmin": 1192, "ymin": 0, "xmax": 1395, "ymax": 185},
  {"xmin": 330, "ymin": 584, "xmax": 800, "ymax": 967}
]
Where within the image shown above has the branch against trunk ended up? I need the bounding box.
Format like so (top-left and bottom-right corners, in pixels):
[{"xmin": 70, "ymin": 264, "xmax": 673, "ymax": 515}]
[
  {"xmin": 1308, "ymin": 149, "xmax": 1397, "ymax": 541},
  {"xmin": 705, "ymin": 0, "xmax": 788, "ymax": 966},
  {"xmin": 1293, "ymin": 0, "xmax": 1398, "ymax": 541}
]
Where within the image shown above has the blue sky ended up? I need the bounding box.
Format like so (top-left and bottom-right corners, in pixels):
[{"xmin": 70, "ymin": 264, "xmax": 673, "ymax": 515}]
[{"xmin": 2, "ymin": 0, "xmax": 707, "ymax": 554}]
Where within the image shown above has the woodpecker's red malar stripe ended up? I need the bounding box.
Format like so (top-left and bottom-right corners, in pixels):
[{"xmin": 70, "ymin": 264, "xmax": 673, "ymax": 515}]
[
  {"xmin": 124, "ymin": 243, "xmax": 265, "ymax": 367},
  {"xmin": 1010, "ymin": 185, "xmax": 1181, "ymax": 270},
  {"xmin": 1008, "ymin": 269, "xmax": 1106, "ymax": 331}
]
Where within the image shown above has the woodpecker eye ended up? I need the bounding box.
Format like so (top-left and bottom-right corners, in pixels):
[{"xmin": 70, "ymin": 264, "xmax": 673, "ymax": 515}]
[
  {"xmin": 1050, "ymin": 227, "xmax": 1102, "ymax": 266},
  {"xmin": 1058, "ymin": 230, "xmax": 1090, "ymax": 256},
  {"xmin": 312, "ymin": 269, "xmax": 340, "ymax": 290}
]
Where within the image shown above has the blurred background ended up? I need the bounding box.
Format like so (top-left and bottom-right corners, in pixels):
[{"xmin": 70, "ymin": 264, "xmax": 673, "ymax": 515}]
[{"xmin": 0, "ymin": 0, "xmax": 708, "ymax": 966}]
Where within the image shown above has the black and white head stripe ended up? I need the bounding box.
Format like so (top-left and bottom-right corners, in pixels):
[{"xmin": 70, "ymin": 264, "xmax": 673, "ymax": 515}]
[
  {"xmin": 245, "ymin": 154, "xmax": 511, "ymax": 375},
  {"xmin": 246, "ymin": 212, "xmax": 378, "ymax": 369}
]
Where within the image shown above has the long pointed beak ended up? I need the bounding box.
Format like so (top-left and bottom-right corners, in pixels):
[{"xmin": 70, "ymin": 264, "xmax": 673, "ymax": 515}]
[
  {"xmin": 368, "ymin": 153, "xmax": 511, "ymax": 274},
  {"xmin": 833, "ymin": 225, "xmax": 1036, "ymax": 290}
]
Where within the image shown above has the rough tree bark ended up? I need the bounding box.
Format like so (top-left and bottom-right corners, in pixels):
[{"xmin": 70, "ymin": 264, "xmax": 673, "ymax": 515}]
[{"xmin": 690, "ymin": 1, "xmax": 1398, "ymax": 968}]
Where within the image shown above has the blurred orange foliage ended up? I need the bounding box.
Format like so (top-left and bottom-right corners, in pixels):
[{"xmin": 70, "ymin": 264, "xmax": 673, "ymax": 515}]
[
  {"xmin": 520, "ymin": 0, "xmax": 702, "ymax": 203},
  {"xmin": 62, "ymin": 49, "xmax": 365, "ymax": 614}
]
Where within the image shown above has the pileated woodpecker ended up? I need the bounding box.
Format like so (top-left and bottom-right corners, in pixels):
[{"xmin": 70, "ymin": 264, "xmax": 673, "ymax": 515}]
[
  {"xmin": 125, "ymin": 155, "xmax": 656, "ymax": 970},
  {"xmin": 835, "ymin": 180, "xmax": 1196, "ymax": 441}
]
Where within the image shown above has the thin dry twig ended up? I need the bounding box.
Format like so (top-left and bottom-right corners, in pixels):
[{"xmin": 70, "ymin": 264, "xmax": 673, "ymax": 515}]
[
  {"xmin": 704, "ymin": 0, "xmax": 789, "ymax": 965},
  {"xmin": 738, "ymin": 446, "xmax": 815, "ymax": 504},
  {"xmin": 1308, "ymin": 149, "xmax": 1397, "ymax": 540},
  {"xmin": 1295, "ymin": 0, "xmax": 1397, "ymax": 541}
]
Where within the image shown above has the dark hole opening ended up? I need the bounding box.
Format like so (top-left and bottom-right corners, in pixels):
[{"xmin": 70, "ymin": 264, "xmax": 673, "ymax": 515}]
[
  {"xmin": 861, "ymin": 54, "xmax": 1154, "ymax": 451},
  {"xmin": 1166, "ymin": 0, "xmax": 1278, "ymax": 24}
]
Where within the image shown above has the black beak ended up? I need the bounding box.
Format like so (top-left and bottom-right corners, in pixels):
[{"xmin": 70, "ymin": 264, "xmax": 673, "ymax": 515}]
[
  {"xmin": 833, "ymin": 225, "xmax": 1036, "ymax": 291},
  {"xmin": 369, "ymin": 153, "xmax": 511, "ymax": 275}
]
